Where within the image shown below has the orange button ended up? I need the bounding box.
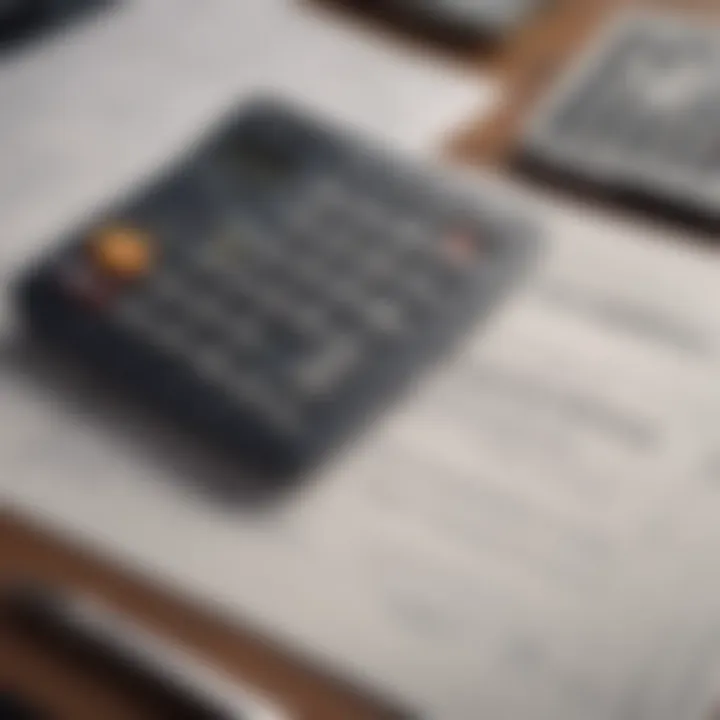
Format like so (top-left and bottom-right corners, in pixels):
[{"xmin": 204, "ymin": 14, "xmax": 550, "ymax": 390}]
[
  {"xmin": 443, "ymin": 231, "xmax": 479, "ymax": 266},
  {"xmin": 89, "ymin": 225, "xmax": 154, "ymax": 280}
]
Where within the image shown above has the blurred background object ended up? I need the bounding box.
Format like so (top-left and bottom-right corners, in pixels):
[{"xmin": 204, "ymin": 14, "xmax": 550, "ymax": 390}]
[
  {"xmin": 344, "ymin": 0, "xmax": 551, "ymax": 45},
  {"xmin": 449, "ymin": 0, "xmax": 720, "ymax": 237},
  {"xmin": 0, "ymin": 0, "xmax": 114, "ymax": 51},
  {"xmin": 518, "ymin": 9, "xmax": 720, "ymax": 231}
]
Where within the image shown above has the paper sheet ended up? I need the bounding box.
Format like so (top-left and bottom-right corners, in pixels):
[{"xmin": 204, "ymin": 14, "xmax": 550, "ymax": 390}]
[{"xmin": 1, "ymin": 2, "xmax": 720, "ymax": 719}]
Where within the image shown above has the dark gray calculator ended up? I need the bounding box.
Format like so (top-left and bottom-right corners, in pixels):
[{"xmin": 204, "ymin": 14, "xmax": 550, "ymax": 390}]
[
  {"xmin": 519, "ymin": 10, "xmax": 720, "ymax": 227},
  {"xmin": 0, "ymin": 0, "xmax": 110, "ymax": 44},
  {"xmin": 363, "ymin": 0, "xmax": 548, "ymax": 40},
  {"xmin": 0, "ymin": 0, "xmax": 46, "ymax": 34},
  {"xmin": 17, "ymin": 98, "xmax": 537, "ymax": 479}
]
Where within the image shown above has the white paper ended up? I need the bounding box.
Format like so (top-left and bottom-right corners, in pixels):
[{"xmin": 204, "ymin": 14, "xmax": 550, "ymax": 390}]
[{"xmin": 1, "ymin": 2, "xmax": 720, "ymax": 720}]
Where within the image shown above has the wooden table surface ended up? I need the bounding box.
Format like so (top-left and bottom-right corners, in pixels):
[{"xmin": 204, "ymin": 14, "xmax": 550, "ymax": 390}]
[
  {"xmin": 0, "ymin": 511, "xmax": 408, "ymax": 720},
  {"xmin": 447, "ymin": 0, "xmax": 720, "ymax": 166}
]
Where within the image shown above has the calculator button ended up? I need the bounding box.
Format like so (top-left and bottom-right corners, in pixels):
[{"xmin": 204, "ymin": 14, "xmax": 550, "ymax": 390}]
[
  {"xmin": 189, "ymin": 293, "xmax": 225, "ymax": 329},
  {"xmin": 58, "ymin": 259, "xmax": 114, "ymax": 308},
  {"xmin": 231, "ymin": 316, "xmax": 266, "ymax": 351},
  {"xmin": 304, "ymin": 174, "xmax": 344, "ymax": 206},
  {"xmin": 441, "ymin": 231, "xmax": 483, "ymax": 267},
  {"xmin": 293, "ymin": 254, "xmax": 329, "ymax": 289},
  {"xmin": 350, "ymin": 195, "xmax": 390, "ymax": 229},
  {"xmin": 194, "ymin": 345, "xmax": 233, "ymax": 383},
  {"xmin": 362, "ymin": 297, "xmax": 409, "ymax": 336},
  {"xmin": 402, "ymin": 272, "xmax": 441, "ymax": 308},
  {"xmin": 288, "ymin": 301, "xmax": 333, "ymax": 337},
  {"xmin": 392, "ymin": 217, "xmax": 431, "ymax": 250},
  {"xmin": 227, "ymin": 374, "xmax": 271, "ymax": 409},
  {"xmin": 295, "ymin": 337, "xmax": 362, "ymax": 395},
  {"xmin": 89, "ymin": 225, "xmax": 154, "ymax": 280},
  {"xmin": 153, "ymin": 271, "xmax": 187, "ymax": 305},
  {"xmin": 155, "ymin": 322, "xmax": 191, "ymax": 355},
  {"xmin": 259, "ymin": 287, "xmax": 295, "ymax": 320},
  {"xmin": 241, "ymin": 279, "xmax": 289, "ymax": 320},
  {"xmin": 357, "ymin": 249, "xmax": 393, "ymax": 284},
  {"xmin": 116, "ymin": 296, "xmax": 184, "ymax": 352},
  {"xmin": 229, "ymin": 375, "xmax": 301, "ymax": 433}
]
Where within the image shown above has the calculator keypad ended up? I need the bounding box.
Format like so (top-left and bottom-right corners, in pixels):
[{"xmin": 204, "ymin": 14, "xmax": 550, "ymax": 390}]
[
  {"xmin": 117, "ymin": 203, "xmax": 460, "ymax": 398},
  {"xmin": 116, "ymin": 179, "xmax": 477, "ymax": 418}
]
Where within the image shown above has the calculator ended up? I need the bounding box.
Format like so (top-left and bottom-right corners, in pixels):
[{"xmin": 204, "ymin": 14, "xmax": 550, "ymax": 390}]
[
  {"xmin": 518, "ymin": 10, "xmax": 720, "ymax": 227},
  {"xmin": 0, "ymin": 0, "xmax": 38, "ymax": 29},
  {"xmin": 17, "ymin": 98, "xmax": 538, "ymax": 479},
  {"xmin": 367, "ymin": 0, "xmax": 549, "ymax": 40},
  {"xmin": 0, "ymin": 0, "xmax": 109, "ymax": 42}
]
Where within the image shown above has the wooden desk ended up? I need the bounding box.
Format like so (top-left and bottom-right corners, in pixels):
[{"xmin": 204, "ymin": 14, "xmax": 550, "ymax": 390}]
[
  {"xmin": 447, "ymin": 0, "xmax": 720, "ymax": 166},
  {"xmin": 0, "ymin": 511, "xmax": 408, "ymax": 720}
]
